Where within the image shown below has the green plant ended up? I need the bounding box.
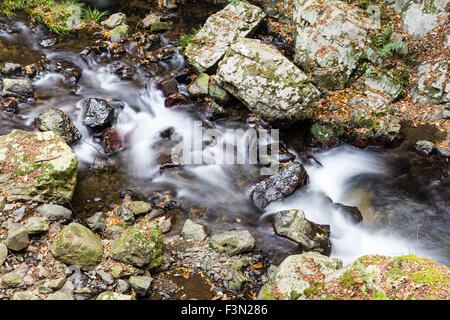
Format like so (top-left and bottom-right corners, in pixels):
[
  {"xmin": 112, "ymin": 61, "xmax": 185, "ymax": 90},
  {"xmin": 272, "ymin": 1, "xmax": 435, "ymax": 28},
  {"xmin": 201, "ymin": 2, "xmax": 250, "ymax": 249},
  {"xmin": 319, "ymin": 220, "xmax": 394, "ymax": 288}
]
[
  {"xmin": 379, "ymin": 41, "xmax": 407, "ymax": 57},
  {"xmin": 373, "ymin": 25, "xmax": 407, "ymax": 58},
  {"xmin": 177, "ymin": 27, "xmax": 201, "ymax": 53},
  {"xmin": 82, "ymin": 7, "xmax": 107, "ymax": 24}
]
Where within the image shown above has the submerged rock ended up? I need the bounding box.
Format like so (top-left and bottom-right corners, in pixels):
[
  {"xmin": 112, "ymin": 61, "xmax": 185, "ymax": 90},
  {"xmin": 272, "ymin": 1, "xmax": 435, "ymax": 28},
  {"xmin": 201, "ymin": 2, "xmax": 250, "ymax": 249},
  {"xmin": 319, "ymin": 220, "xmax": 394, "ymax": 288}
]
[
  {"xmin": 50, "ymin": 223, "xmax": 104, "ymax": 271},
  {"xmin": 274, "ymin": 209, "xmax": 331, "ymax": 256},
  {"xmin": 250, "ymin": 162, "xmax": 309, "ymax": 210},
  {"xmin": 110, "ymin": 220, "xmax": 163, "ymax": 268},
  {"xmin": 35, "ymin": 108, "xmax": 82, "ymax": 145},
  {"xmin": 209, "ymin": 229, "xmax": 255, "ymax": 256},
  {"xmin": 83, "ymin": 98, "xmax": 115, "ymax": 130},
  {"xmin": 185, "ymin": 1, "xmax": 265, "ymax": 73},
  {"xmin": 216, "ymin": 38, "xmax": 320, "ymax": 125}
]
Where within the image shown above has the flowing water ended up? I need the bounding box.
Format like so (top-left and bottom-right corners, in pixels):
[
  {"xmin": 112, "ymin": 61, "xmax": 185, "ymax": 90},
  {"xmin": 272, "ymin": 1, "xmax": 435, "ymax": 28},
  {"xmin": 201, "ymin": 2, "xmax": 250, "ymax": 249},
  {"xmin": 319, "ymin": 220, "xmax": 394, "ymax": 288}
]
[{"xmin": 0, "ymin": 9, "xmax": 448, "ymax": 267}]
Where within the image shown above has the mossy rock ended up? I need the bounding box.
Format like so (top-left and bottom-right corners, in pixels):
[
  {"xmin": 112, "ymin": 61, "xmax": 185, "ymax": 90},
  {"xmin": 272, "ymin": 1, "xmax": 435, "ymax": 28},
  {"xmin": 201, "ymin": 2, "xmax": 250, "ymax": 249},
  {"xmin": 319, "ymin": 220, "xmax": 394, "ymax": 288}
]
[{"xmin": 50, "ymin": 223, "xmax": 104, "ymax": 271}]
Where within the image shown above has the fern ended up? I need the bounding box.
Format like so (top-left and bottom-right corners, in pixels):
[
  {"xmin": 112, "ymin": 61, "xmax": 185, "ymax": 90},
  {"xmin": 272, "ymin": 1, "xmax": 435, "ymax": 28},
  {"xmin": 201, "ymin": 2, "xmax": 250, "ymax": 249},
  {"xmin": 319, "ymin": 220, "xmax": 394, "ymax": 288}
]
[
  {"xmin": 374, "ymin": 25, "xmax": 393, "ymax": 47},
  {"xmin": 379, "ymin": 41, "xmax": 406, "ymax": 57}
]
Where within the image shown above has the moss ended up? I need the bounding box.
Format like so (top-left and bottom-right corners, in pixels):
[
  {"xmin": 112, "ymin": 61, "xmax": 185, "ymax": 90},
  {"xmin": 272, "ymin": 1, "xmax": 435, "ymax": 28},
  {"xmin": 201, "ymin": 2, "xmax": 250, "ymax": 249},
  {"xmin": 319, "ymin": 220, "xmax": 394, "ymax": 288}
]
[
  {"xmin": 340, "ymin": 271, "xmax": 358, "ymax": 288},
  {"xmin": 258, "ymin": 283, "xmax": 277, "ymax": 300},
  {"xmin": 303, "ymin": 282, "xmax": 326, "ymax": 298}
]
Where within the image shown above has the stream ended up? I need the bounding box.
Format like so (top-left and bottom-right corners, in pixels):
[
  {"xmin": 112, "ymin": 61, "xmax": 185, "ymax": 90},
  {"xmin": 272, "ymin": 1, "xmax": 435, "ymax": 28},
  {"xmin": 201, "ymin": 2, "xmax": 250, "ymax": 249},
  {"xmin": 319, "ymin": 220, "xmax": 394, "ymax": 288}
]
[{"xmin": 1, "ymin": 5, "xmax": 448, "ymax": 269}]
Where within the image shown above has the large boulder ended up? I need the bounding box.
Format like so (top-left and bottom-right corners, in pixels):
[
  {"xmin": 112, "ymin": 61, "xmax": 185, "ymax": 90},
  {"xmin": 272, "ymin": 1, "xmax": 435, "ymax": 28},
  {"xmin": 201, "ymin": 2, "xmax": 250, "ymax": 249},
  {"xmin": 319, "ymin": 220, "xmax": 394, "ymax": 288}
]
[
  {"xmin": 293, "ymin": 0, "xmax": 377, "ymax": 90},
  {"xmin": 185, "ymin": 1, "xmax": 265, "ymax": 73},
  {"xmin": 50, "ymin": 223, "xmax": 104, "ymax": 271},
  {"xmin": 274, "ymin": 209, "xmax": 331, "ymax": 255},
  {"xmin": 35, "ymin": 108, "xmax": 82, "ymax": 145},
  {"xmin": 0, "ymin": 130, "xmax": 78, "ymax": 204},
  {"xmin": 216, "ymin": 38, "xmax": 320, "ymax": 125},
  {"xmin": 110, "ymin": 220, "xmax": 163, "ymax": 269},
  {"xmin": 250, "ymin": 162, "xmax": 309, "ymax": 210},
  {"xmin": 411, "ymin": 58, "xmax": 449, "ymax": 106},
  {"xmin": 258, "ymin": 252, "xmax": 343, "ymax": 300}
]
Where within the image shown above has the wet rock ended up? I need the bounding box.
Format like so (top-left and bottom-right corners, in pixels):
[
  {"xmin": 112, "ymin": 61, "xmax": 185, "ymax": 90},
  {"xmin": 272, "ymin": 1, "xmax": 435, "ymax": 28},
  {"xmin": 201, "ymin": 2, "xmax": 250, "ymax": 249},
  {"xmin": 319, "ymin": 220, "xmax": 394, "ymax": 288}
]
[
  {"xmin": 1, "ymin": 62, "xmax": 21, "ymax": 76},
  {"xmin": 333, "ymin": 203, "xmax": 363, "ymax": 224},
  {"xmin": 209, "ymin": 229, "xmax": 255, "ymax": 256},
  {"xmin": 110, "ymin": 24, "xmax": 129, "ymax": 43},
  {"xmin": 129, "ymin": 275, "xmax": 153, "ymax": 296},
  {"xmin": 273, "ymin": 209, "xmax": 331, "ymax": 256},
  {"xmin": 0, "ymin": 243, "xmax": 7, "ymax": 266},
  {"xmin": 1, "ymin": 78, "xmax": 33, "ymax": 98},
  {"xmin": 97, "ymin": 291, "xmax": 134, "ymax": 300},
  {"xmin": 13, "ymin": 291, "xmax": 39, "ymax": 300},
  {"xmin": 40, "ymin": 38, "xmax": 56, "ymax": 48},
  {"xmin": 201, "ymin": 101, "xmax": 228, "ymax": 121},
  {"xmin": 258, "ymin": 252, "xmax": 343, "ymax": 300},
  {"xmin": 108, "ymin": 61, "xmax": 135, "ymax": 80},
  {"xmin": 0, "ymin": 130, "xmax": 78, "ymax": 204},
  {"xmin": 86, "ymin": 212, "xmax": 107, "ymax": 232},
  {"xmin": 188, "ymin": 73, "xmax": 210, "ymax": 97},
  {"xmin": 1, "ymin": 98, "xmax": 19, "ymax": 114},
  {"xmin": 156, "ymin": 77, "xmax": 179, "ymax": 97},
  {"xmin": 181, "ymin": 219, "xmax": 208, "ymax": 241},
  {"xmin": 415, "ymin": 140, "xmax": 435, "ymax": 156},
  {"xmin": 208, "ymin": 83, "xmax": 229, "ymax": 104},
  {"xmin": 83, "ymin": 98, "xmax": 115, "ymax": 130},
  {"xmin": 110, "ymin": 220, "xmax": 163, "ymax": 268},
  {"xmin": 101, "ymin": 13, "xmax": 127, "ymax": 29},
  {"xmin": 50, "ymin": 223, "xmax": 104, "ymax": 271},
  {"xmin": 37, "ymin": 204, "xmax": 72, "ymax": 220},
  {"xmin": 185, "ymin": 1, "xmax": 265, "ymax": 73},
  {"xmin": 49, "ymin": 60, "xmax": 82, "ymax": 88},
  {"xmin": 103, "ymin": 129, "xmax": 124, "ymax": 154},
  {"xmin": 26, "ymin": 217, "xmax": 50, "ymax": 235},
  {"xmin": 164, "ymin": 93, "xmax": 192, "ymax": 108},
  {"xmin": 216, "ymin": 38, "xmax": 320, "ymax": 125},
  {"xmin": 35, "ymin": 108, "xmax": 82, "ymax": 145},
  {"xmin": 293, "ymin": 0, "xmax": 377, "ymax": 90},
  {"xmin": 250, "ymin": 162, "xmax": 309, "ymax": 210},
  {"xmin": 6, "ymin": 224, "xmax": 29, "ymax": 251}
]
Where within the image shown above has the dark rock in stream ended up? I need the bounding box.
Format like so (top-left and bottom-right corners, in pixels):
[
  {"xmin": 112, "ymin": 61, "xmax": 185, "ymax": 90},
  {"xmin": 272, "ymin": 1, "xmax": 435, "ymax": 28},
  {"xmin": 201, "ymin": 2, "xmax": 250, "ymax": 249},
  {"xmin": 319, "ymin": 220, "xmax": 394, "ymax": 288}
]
[
  {"xmin": 250, "ymin": 162, "xmax": 309, "ymax": 210},
  {"xmin": 35, "ymin": 108, "xmax": 82, "ymax": 145},
  {"xmin": 164, "ymin": 93, "xmax": 192, "ymax": 108},
  {"xmin": 83, "ymin": 98, "xmax": 115, "ymax": 130},
  {"xmin": 49, "ymin": 60, "xmax": 82, "ymax": 88},
  {"xmin": 273, "ymin": 209, "xmax": 332, "ymax": 256},
  {"xmin": 156, "ymin": 77, "xmax": 179, "ymax": 97}
]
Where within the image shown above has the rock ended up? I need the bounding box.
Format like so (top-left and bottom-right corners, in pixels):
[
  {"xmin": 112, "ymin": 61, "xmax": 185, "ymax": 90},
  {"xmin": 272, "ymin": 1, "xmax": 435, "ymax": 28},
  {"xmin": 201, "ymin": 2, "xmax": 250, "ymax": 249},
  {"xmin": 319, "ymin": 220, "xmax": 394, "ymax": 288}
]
[
  {"xmin": 164, "ymin": 93, "xmax": 192, "ymax": 107},
  {"xmin": 229, "ymin": 269, "xmax": 246, "ymax": 291},
  {"xmin": 26, "ymin": 217, "xmax": 50, "ymax": 235},
  {"xmin": 117, "ymin": 279, "xmax": 130, "ymax": 293},
  {"xmin": 0, "ymin": 130, "xmax": 78, "ymax": 204},
  {"xmin": 46, "ymin": 292, "xmax": 74, "ymax": 300},
  {"xmin": 141, "ymin": 13, "xmax": 161, "ymax": 28},
  {"xmin": 208, "ymin": 84, "xmax": 229, "ymax": 104},
  {"xmin": 273, "ymin": 209, "xmax": 331, "ymax": 256},
  {"xmin": 83, "ymin": 98, "xmax": 115, "ymax": 130},
  {"xmin": 411, "ymin": 58, "xmax": 449, "ymax": 106},
  {"xmin": 6, "ymin": 224, "xmax": 29, "ymax": 251},
  {"xmin": 110, "ymin": 220, "xmax": 163, "ymax": 268},
  {"xmin": 40, "ymin": 38, "xmax": 56, "ymax": 48},
  {"xmin": 13, "ymin": 291, "xmax": 39, "ymax": 300},
  {"xmin": 209, "ymin": 229, "xmax": 255, "ymax": 256},
  {"xmin": 181, "ymin": 219, "xmax": 208, "ymax": 241},
  {"xmin": 160, "ymin": 0, "xmax": 178, "ymax": 10},
  {"xmin": 104, "ymin": 129, "xmax": 124, "ymax": 154},
  {"xmin": 45, "ymin": 276, "xmax": 66, "ymax": 290},
  {"xmin": 128, "ymin": 201, "xmax": 152, "ymax": 215},
  {"xmin": 49, "ymin": 60, "xmax": 82, "ymax": 88},
  {"xmin": 37, "ymin": 204, "xmax": 73, "ymax": 220},
  {"xmin": 101, "ymin": 13, "xmax": 127, "ymax": 29},
  {"xmin": 250, "ymin": 162, "xmax": 309, "ymax": 210},
  {"xmin": 0, "ymin": 195, "xmax": 5, "ymax": 211},
  {"xmin": 201, "ymin": 101, "xmax": 227, "ymax": 121},
  {"xmin": 1, "ymin": 98, "xmax": 19, "ymax": 114},
  {"xmin": 12, "ymin": 206, "xmax": 25, "ymax": 222},
  {"xmin": 158, "ymin": 216, "xmax": 172, "ymax": 233},
  {"xmin": 415, "ymin": 140, "xmax": 435, "ymax": 156},
  {"xmin": 258, "ymin": 252, "xmax": 343, "ymax": 300},
  {"xmin": 35, "ymin": 108, "xmax": 82, "ymax": 145},
  {"xmin": 0, "ymin": 243, "xmax": 7, "ymax": 266},
  {"xmin": 1, "ymin": 269, "xmax": 24, "ymax": 288},
  {"xmin": 110, "ymin": 24, "xmax": 129, "ymax": 43},
  {"xmin": 1, "ymin": 62, "xmax": 21, "ymax": 76},
  {"xmin": 151, "ymin": 22, "xmax": 169, "ymax": 32},
  {"xmin": 188, "ymin": 73, "xmax": 210, "ymax": 97},
  {"xmin": 363, "ymin": 67, "xmax": 404, "ymax": 103},
  {"xmin": 86, "ymin": 212, "xmax": 106, "ymax": 231},
  {"xmin": 293, "ymin": 0, "xmax": 377, "ymax": 90},
  {"xmin": 129, "ymin": 275, "xmax": 153, "ymax": 296},
  {"xmin": 216, "ymin": 38, "xmax": 320, "ymax": 125},
  {"xmin": 117, "ymin": 203, "xmax": 135, "ymax": 224},
  {"xmin": 1, "ymin": 78, "xmax": 33, "ymax": 98},
  {"xmin": 97, "ymin": 291, "xmax": 134, "ymax": 300},
  {"xmin": 333, "ymin": 203, "xmax": 363, "ymax": 224},
  {"xmin": 156, "ymin": 77, "xmax": 179, "ymax": 97},
  {"xmin": 185, "ymin": 1, "xmax": 265, "ymax": 73},
  {"xmin": 50, "ymin": 223, "xmax": 104, "ymax": 271},
  {"xmin": 96, "ymin": 269, "xmax": 114, "ymax": 285}
]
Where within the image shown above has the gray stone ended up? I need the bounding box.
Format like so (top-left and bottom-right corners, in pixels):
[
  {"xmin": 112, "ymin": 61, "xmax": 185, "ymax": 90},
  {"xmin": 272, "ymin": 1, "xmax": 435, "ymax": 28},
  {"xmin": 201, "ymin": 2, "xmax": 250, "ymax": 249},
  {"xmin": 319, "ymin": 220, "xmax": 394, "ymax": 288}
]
[
  {"xmin": 86, "ymin": 212, "xmax": 106, "ymax": 231},
  {"xmin": 35, "ymin": 108, "xmax": 82, "ymax": 145},
  {"xmin": 97, "ymin": 291, "xmax": 134, "ymax": 300},
  {"xmin": 129, "ymin": 275, "xmax": 153, "ymax": 296},
  {"xmin": 188, "ymin": 73, "xmax": 210, "ymax": 97},
  {"xmin": 6, "ymin": 224, "xmax": 29, "ymax": 251},
  {"xmin": 118, "ymin": 204, "xmax": 135, "ymax": 224},
  {"xmin": 26, "ymin": 216, "xmax": 50, "ymax": 235},
  {"xmin": 0, "ymin": 243, "xmax": 7, "ymax": 266},
  {"xmin": 1, "ymin": 269, "xmax": 24, "ymax": 287},
  {"xmin": 13, "ymin": 291, "xmax": 39, "ymax": 300},
  {"xmin": 0, "ymin": 130, "xmax": 78, "ymax": 204},
  {"xmin": 274, "ymin": 209, "xmax": 331, "ymax": 256},
  {"xmin": 83, "ymin": 98, "xmax": 115, "ymax": 130},
  {"xmin": 216, "ymin": 38, "xmax": 320, "ymax": 125},
  {"xmin": 45, "ymin": 276, "xmax": 66, "ymax": 290},
  {"xmin": 37, "ymin": 204, "xmax": 73, "ymax": 220},
  {"xmin": 185, "ymin": 1, "xmax": 265, "ymax": 73},
  {"xmin": 209, "ymin": 229, "xmax": 255, "ymax": 256},
  {"xmin": 415, "ymin": 140, "xmax": 435, "ymax": 155},
  {"xmin": 128, "ymin": 201, "xmax": 152, "ymax": 215},
  {"xmin": 1, "ymin": 63, "xmax": 21, "ymax": 76},
  {"xmin": 101, "ymin": 12, "xmax": 127, "ymax": 29},
  {"xmin": 1, "ymin": 78, "xmax": 33, "ymax": 98},
  {"xmin": 46, "ymin": 292, "xmax": 74, "ymax": 300},
  {"xmin": 181, "ymin": 219, "xmax": 208, "ymax": 241},
  {"xmin": 0, "ymin": 195, "xmax": 5, "ymax": 211},
  {"xmin": 97, "ymin": 269, "xmax": 114, "ymax": 285},
  {"xmin": 117, "ymin": 279, "xmax": 130, "ymax": 293},
  {"xmin": 110, "ymin": 24, "xmax": 129, "ymax": 43}
]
